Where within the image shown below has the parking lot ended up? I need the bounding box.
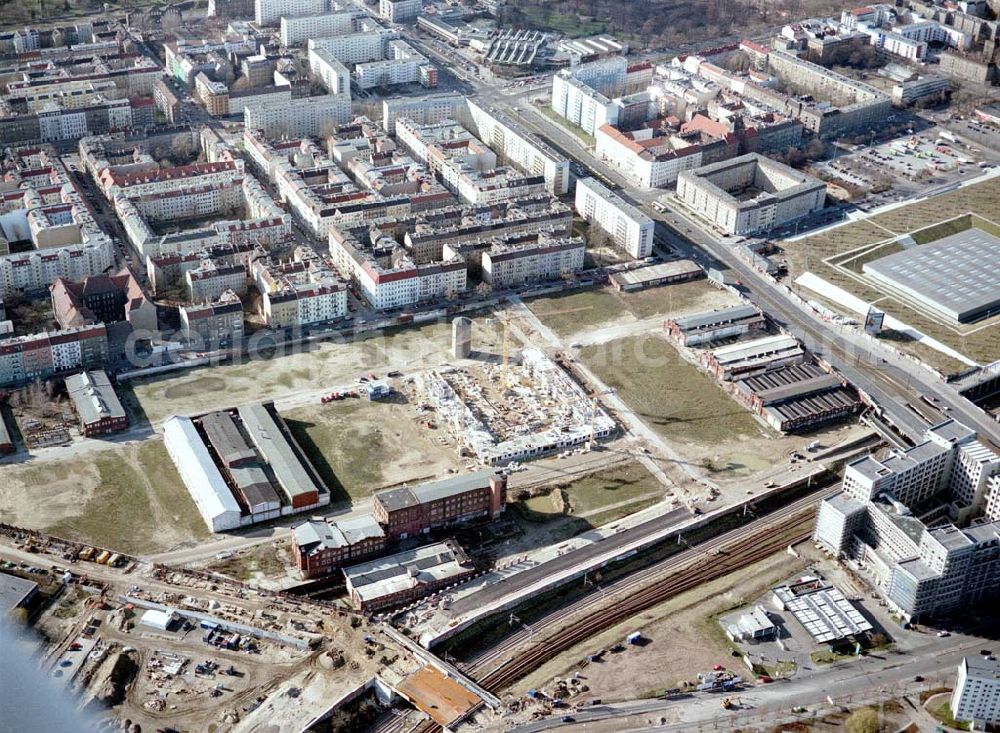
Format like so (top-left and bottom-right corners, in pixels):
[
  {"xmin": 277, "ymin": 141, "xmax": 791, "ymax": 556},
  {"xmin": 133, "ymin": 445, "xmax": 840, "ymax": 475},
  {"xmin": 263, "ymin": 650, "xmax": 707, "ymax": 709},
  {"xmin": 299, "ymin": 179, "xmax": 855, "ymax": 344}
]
[{"xmin": 812, "ymin": 125, "xmax": 1000, "ymax": 213}]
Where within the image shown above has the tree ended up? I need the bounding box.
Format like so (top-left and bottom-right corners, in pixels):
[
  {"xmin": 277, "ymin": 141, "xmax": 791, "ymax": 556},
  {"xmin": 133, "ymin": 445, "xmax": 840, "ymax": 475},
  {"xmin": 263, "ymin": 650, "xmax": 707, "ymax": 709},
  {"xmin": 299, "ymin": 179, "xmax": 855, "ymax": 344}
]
[{"xmin": 846, "ymin": 707, "xmax": 881, "ymax": 733}]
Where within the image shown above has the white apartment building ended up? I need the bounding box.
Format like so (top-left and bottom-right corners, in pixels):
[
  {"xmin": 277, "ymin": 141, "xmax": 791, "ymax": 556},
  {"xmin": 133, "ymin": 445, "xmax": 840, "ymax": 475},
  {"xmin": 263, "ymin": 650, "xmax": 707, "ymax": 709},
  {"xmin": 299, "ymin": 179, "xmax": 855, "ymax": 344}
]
[
  {"xmin": 379, "ymin": 0, "xmax": 421, "ymax": 22},
  {"xmin": 466, "ymin": 99, "xmax": 570, "ymax": 196},
  {"xmin": 551, "ymin": 74, "xmax": 619, "ymax": 136},
  {"xmin": 308, "ymin": 47, "xmax": 351, "ymax": 94},
  {"xmin": 575, "ymin": 177, "xmax": 654, "ymax": 259},
  {"xmin": 280, "ymin": 11, "xmax": 360, "ymax": 46},
  {"xmin": 308, "ymin": 28, "xmax": 398, "ymax": 64},
  {"xmin": 481, "ymin": 234, "xmax": 585, "ymax": 288},
  {"xmin": 0, "ymin": 239, "xmax": 115, "ymax": 296},
  {"xmin": 355, "ymin": 40, "xmax": 434, "ymax": 89},
  {"xmin": 328, "ymin": 229, "xmax": 466, "ymax": 310},
  {"xmin": 382, "ymin": 92, "xmax": 463, "ymax": 133},
  {"xmin": 594, "ymin": 124, "xmax": 703, "ymax": 188},
  {"xmin": 457, "ymin": 170, "xmax": 547, "ymax": 206},
  {"xmin": 244, "ymin": 94, "xmax": 351, "ymax": 138},
  {"xmin": 255, "ymin": 0, "xmax": 326, "ymax": 26},
  {"xmin": 551, "ymin": 57, "xmax": 627, "ymax": 135},
  {"xmin": 186, "ymin": 261, "xmax": 248, "ymax": 302},
  {"xmin": 253, "ymin": 246, "xmax": 347, "ymax": 328},
  {"xmin": 952, "ymin": 656, "xmax": 1000, "ymax": 727}
]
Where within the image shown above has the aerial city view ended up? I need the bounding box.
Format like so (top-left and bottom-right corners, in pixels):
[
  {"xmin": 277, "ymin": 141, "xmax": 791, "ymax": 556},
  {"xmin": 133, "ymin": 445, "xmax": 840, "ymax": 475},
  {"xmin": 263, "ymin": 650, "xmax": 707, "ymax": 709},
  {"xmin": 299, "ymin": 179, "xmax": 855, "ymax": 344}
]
[{"xmin": 1, "ymin": 0, "xmax": 1000, "ymax": 728}]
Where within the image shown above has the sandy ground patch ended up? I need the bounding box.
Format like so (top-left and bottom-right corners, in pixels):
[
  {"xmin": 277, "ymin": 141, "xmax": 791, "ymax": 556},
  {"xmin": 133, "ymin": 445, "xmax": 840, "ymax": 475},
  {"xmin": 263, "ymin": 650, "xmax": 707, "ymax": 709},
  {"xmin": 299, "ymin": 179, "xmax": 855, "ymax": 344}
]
[
  {"xmin": 282, "ymin": 389, "xmax": 466, "ymax": 501},
  {"xmin": 514, "ymin": 550, "xmax": 812, "ymax": 702},
  {"xmin": 0, "ymin": 440, "xmax": 210, "ymax": 554}
]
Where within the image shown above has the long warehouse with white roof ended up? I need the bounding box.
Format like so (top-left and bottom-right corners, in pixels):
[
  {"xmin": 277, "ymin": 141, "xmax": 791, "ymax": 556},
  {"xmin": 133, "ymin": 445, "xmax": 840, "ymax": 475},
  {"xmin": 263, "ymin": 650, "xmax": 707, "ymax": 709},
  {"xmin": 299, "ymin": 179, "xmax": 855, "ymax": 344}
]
[{"xmin": 164, "ymin": 415, "xmax": 243, "ymax": 532}]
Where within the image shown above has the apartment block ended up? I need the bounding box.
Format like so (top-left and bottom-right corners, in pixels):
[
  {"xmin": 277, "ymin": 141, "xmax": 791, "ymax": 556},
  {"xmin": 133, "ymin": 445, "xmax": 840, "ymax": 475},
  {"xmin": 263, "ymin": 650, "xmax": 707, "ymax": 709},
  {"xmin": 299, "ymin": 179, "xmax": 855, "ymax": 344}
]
[
  {"xmin": 308, "ymin": 27, "xmax": 399, "ymax": 64},
  {"xmin": 243, "ymin": 93, "xmax": 351, "ymax": 138},
  {"xmin": 0, "ymin": 324, "xmax": 109, "ymax": 387},
  {"xmin": 379, "ymin": 0, "xmax": 421, "ymax": 22},
  {"xmin": 178, "ymin": 290, "xmax": 245, "ymax": 347},
  {"xmin": 255, "ymin": 0, "xmax": 326, "ymax": 25},
  {"xmin": 952, "ymin": 656, "xmax": 1000, "ymax": 727},
  {"xmin": 308, "ymin": 47, "xmax": 352, "ymax": 94},
  {"xmin": 575, "ymin": 177, "xmax": 654, "ymax": 259},
  {"xmin": 551, "ymin": 57, "xmax": 628, "ymax": 136},
  {"xmin": 252, "ymin": 245, "xmax": 347, "ymax": 328},
  {"xmin": 186, "ymin": 260, "xmax": 248, "ymax": 303},
  {"xmin": 280, "ymin": 11, "xmax": 361, "ymax": 46},
  {"xmin": 480, "ymin": 232, "xmax": 585, "ymax": 288},
  {"xmin": 0, "ymin": 147, "xmax": 115, "ymax": 298},
  {"xmin": 677, "ymin": 154, "xmax": 826, "ymax": 236},
  {"xmin": 465, "ymin": 99, "xmax": 570, "ymax": 196}
]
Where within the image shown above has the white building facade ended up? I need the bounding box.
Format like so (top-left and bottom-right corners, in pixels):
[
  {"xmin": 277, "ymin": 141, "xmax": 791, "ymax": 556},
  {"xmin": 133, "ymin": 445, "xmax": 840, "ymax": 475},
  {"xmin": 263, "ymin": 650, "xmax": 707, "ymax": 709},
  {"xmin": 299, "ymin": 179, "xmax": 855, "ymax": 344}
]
[{"xmin": 575, "ymin": 177, "xmax": 654, "ymax": 259}]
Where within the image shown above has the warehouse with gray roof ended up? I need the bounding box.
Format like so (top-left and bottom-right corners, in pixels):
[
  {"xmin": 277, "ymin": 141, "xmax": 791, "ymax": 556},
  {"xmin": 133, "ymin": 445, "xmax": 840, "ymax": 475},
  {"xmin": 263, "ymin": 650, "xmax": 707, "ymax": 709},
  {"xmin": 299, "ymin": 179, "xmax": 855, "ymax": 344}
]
[
  {"xmin": 237, "ymin": 402, "xmax": 325, "ymax": 509},
  {"xmin": 664, "ymin": 304, "xmax": 765, "ymax": 346},
  {"xmin": 733, "ymin": 362, "xmax": 862, "ymax": 432},
  {"xmin": 343, "ymin": 541, "xmax": 475, "ymax": 611},
  {"xmin": 65, "ymin": 370, "xmax": 128, "ymax": 437},
  {"xmin": 862, "ymin": 228, "xmax": 1000, "ymax": 323},
  {"xmin": 164, "ymin": 402, "xmax": 330, "ymax": 533}
]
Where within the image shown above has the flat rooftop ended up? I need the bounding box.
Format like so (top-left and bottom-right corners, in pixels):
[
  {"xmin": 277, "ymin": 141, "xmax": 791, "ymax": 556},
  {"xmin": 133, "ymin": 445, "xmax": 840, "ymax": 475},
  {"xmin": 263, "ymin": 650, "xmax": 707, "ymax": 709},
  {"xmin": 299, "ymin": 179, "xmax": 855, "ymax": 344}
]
[
  {"xmin": 611, "ymin": 259, "xmax": 702, "ymax": 287},
  {"xmin": 669, "ymin": 304, "xmax": 763, "ymax": 332},
  {"xmin": 0, "ymin": 571, "xmax": 37, "ymax": 612},
  {"xmin": 773, "ymin": 577, "xmax": 872, "ymax": 644},
  {"xmin": 395, "ymin": 665, "xmax": 482, "ymax": 728},
  {"xmin": 344, "ymin": 541, "xmax": 471, "ymax": 603},
  {"xmin": 863, "ymin": 228, "xmax": 1000, "ymax": 323}
]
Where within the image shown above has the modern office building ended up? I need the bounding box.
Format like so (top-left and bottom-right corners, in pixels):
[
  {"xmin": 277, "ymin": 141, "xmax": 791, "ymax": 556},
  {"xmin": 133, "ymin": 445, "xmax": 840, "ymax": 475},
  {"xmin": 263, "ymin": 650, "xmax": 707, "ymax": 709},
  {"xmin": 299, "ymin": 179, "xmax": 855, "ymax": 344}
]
[{"xmin": 814, "ymin": 420, "xmax": 1000, "ymax": 621}]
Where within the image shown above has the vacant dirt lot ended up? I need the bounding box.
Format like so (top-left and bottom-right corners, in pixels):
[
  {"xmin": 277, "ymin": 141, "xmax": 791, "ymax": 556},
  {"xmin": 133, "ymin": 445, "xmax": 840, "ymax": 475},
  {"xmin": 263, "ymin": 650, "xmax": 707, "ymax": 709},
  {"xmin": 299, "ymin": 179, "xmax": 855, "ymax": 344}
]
[
  {"xmin": 0, "ymin": 440, "xmax": 210, "ymax": 555},
  {"xmin": 282, "ymin": 391, "xmax": 465, "ymax": 502},
  {"xmin": 527, "ymin": 280, "xmax": 741, "ymax": 340},
  {"xmin": 128, "ymin": 319, "xmax": 501, "ymax": 424},
  {"xmin": 514, "ymin": 549, "xmax": 811, "ymax": 702}
]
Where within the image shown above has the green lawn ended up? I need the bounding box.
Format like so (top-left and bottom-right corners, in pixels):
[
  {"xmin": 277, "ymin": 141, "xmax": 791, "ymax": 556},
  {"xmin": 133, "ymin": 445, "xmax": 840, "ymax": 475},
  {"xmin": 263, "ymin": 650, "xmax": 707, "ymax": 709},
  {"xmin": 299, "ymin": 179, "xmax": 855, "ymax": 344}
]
[
  {"xmin": 580, "ymin": 334, "xmax": 763, "ymax": 446},
  {"xmin": 45, "ymin": 441, "xmax": 210, "ymax": 555},
  {"xmin": 516, "ymin": 5, "xmax": 607, "ymax": 36},
  {"xmin": 930, "ymin": 701, "xmax": 970, "ymax": 731},
  {"xmin": 527, "ymin": 288, "xmax": 631, "ymax": 337},
  {"xmin": 564, "ymin": 461, "xmax": 663, "ymax": 515},
  {"xmin": 537, "ymin": 104, "xmax": 596, "ymax": 145}
]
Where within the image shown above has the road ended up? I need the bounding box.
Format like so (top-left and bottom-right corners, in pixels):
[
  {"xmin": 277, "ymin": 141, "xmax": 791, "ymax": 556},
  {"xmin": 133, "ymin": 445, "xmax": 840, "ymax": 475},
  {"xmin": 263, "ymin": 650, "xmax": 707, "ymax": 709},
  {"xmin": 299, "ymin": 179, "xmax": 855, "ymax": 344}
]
[
  {"xmin": 512, "ymin": 633, "xmax": 986, "ymax": 732},
  {"xmin": 478, "ymin": 91, "xmax": 1000, "ymax": 449}
]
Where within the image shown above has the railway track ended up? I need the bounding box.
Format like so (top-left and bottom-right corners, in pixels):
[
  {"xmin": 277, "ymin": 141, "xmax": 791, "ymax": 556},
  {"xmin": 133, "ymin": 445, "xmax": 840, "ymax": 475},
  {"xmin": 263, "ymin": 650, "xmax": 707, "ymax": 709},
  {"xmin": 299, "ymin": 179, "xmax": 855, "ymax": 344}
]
[{"xmin": 384, "ymin": 491, "xmax": 825, "ymax": 733}]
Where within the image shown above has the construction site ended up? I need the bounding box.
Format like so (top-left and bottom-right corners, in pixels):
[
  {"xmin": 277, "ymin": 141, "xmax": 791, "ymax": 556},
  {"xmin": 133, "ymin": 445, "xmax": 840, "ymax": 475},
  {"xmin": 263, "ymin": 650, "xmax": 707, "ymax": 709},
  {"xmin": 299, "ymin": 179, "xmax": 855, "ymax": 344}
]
[
  {"xmin": 416, "ymin": 347, "xmax": 616, "ymax": 467},
  {"xmin": 0, "ymin": 523, "xmax": 505, "ymax": 733},
  {"xmin": 3, "ymin": 382, "xmax": 76, "ymax": 450}
]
